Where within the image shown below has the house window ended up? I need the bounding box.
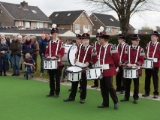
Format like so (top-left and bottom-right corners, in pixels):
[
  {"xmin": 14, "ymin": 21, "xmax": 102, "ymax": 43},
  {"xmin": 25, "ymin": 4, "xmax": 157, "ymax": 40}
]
[
  {"xmin": 106, "ymin": 28, "xmax": 112, "ymax": 33},
  {"xmin": 25, "ymin": 22, "xmax": 30, "ymax": 28},
  {"xmin": 67, "ymin": 13, "xmax": 71, "ymax": 16},
  {"xmin": 19, "ymin": 21, "xmax": 23, "ymax": 26},
  {"xmin": 37, "ymin": 22, "xmax": 44, "ymax": 28},
  {"xmin": 0, "ymin": 9, "xmax": 2, "ymax": 14},
  {"xmin": 75, "ymin": 24, "xmax": 80, "ymax": 30},
  {"xmin": 88, "ymin": 25, "xmax": 91, "ymax": 31},
  {"xmin": 94, "ymin": 17, "xmax": 97, "ymax": 21},
  {"xmin": 83, "ymin": 25, "xmax": 87, "ymax": 29},
  {"xmin": 55, "ymin": 14, "xmax": 58, "ymax": 17},
  {"xmin": 31, "ymin": 10, "xmax": 37, "ymax": 14},
  {"xmin": 110, "ymin": 18, "xmax": 114, "ymax": 21}
]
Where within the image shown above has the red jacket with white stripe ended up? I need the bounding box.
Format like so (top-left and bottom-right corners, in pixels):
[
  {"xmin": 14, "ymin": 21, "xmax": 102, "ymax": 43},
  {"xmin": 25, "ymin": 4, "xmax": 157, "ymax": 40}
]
[
  {"xmin": 99, "ymin": 44, "xmax": 120, "ymax": 77},
  {"xmin": 45, "ymin": 40, "xmax": 65, "ymax": 66},
  {"xmin": 76, "ymin": 44, "xmax": 98, "ymax": 67},
  {"xmin": 124, "ymin": 45, "xmax": 145, "ymax": 75},
  {"xmin": 146, "ymin": 42, "xmax": 160, "ymax": 67},
  {"xmin": 117, "ymin": 43, "xmax": 128, "ymax": 68}
]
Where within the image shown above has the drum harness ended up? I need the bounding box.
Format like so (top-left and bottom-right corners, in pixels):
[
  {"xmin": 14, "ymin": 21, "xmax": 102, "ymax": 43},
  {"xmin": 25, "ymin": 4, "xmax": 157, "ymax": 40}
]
[
  {"xmin": 77, "ymin": 44, "xmax": 91, "ymax": 78},
  {"xmin": 48, "ymin": 40, "xmax": 59, "ymax": 69},
  {"xmin": 126, "ymin": 46, "xmax": 140, "ymax": 78},
  {"xmin": 146, "ymin": 41, "xmax": 159, "ymax": 67}
]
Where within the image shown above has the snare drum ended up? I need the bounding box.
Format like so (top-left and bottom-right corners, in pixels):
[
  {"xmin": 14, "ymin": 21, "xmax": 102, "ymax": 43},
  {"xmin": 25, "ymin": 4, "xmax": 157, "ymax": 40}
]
[
  {"xmin": 142, "ymin": 59, "xmax": 153, "ymax": 69},
  {"xmin": 86, "ymin": 68, "xmax": 102, "ymax": 80},
  {"xmin": 43, "ymin": 58, "xmax": 58, "ymax": 70},
  {"xmin": 123, "ymin": 67, "xmax": 138, "ymax": 79},
  {"xmin": 62, "ymin": 44, "xmax": 77, "ymax": 66},
  {"xmin": 66, "ymin": 66, "xmax": 82, "ymax": 82}
]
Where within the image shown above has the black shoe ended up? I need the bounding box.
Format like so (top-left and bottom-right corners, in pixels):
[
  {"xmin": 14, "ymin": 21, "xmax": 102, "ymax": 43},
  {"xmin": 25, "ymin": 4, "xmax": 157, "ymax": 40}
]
[
  {"xmin": 46, "ymin": 94, "xmax": 54, "ymax": 97},
  {"xmin": 68, "ymin": 89, "xmax": 71, "ymax": 92},
  {"xmin": 142, "ymin": 93, "xmax": 149, "ymax": 97},
  {"xmin": 134, "ymin": 99, "xmax": 138, "ymax": 104},
  {"xmin": 120, "ymin": 90, "xmax": 125, "ymax": 94},
  {"xmin": 55, "ymin": 94, "xmax": 59, "ymax": 98},
  {"xmin": 17, "ymin": 74, "xmax": 20, "ymax": 76},
  {"xmin": 153, "ymin": 95, "xmax": 158, "ymax": 99},
  {"xmin": 91, "ymin": 85, "xmax": 98, "ymax": 88},
  {"xmin": 63, "ymin": 98, "xmax": 75, "ymax": 102},
  {"xmin": 120, "ymin": 98, "xmax": 129, "ymax": 102},
  {"xmin": 79, "ymin": 89, "xmax": 82, "ymax": 92},
  {"xmin": 98, "ymin": 105, "xmax": 109, "ymax": 108},
  {"xmin": 80, "ymin": 99, "xmax": 85, "ymax": 103},
  {"xmin": 114, "ymin": 103, "xmax": 119, "ymax": 109},
  {"xmin": 12, "ymin": 74, "xmax": 16, "ymax": 76}
]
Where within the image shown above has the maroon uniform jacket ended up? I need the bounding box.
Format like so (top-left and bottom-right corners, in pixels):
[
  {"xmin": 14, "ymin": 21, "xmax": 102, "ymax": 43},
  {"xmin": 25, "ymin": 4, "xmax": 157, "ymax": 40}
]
[
  {"xmin": 117, "ymin": 43, "xmax": 128, "ymax": 68},
  {"xmin": 146, "ymin": 42, "xmax": 160, "ymax": 67},
  {"xmin": 93, "ymin": 41, "xmax": 101, "ymax": 55},
  {"xmin": 76, "ymin": 44, "xmax": 98, "ymax": 68},
  {"xmin": 99, "ymin": 44, "xmax": 120, "ymax": 77},
  {"xmin": 124, "ymin": 45, "xmax": 145, "ymax": 75},
  {"xmin": 45, "ymin": 40, "xmax": 65, "ymax": 66}
]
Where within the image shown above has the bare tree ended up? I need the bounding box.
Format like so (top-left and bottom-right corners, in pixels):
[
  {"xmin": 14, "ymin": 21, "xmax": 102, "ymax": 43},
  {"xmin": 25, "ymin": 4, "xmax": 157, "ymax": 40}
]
[{"xmin": 80, "ymin": 0, "xmax": 160, "ymax": 35}]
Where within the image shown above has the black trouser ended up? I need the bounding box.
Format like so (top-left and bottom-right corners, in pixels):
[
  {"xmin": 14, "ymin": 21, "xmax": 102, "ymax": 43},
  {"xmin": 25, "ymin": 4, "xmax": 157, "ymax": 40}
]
[
  {"xmin": 69, "ymin": 72, "xmax": 87, "ymax": 99},
  {"xmin": 145, "ymin": 68, "xmax": 159, "ymax": 95},
  {"xmin": 116, "ymin": 68, "xmax": 125, "ymax": 91},
  {"xmin": 125, "ymin": 78, "xmax": 139, "ymax": 100},
  {"xmin": 48, "ymin": 67, "xmax": 62, "ymax": 95},
  {"xmin": 100, "ymin": 76, "xmax": 118, "ymax": 106},
  {"xmin": 93, "ymin": 80, "xmax": 99, "ymax": 87}
]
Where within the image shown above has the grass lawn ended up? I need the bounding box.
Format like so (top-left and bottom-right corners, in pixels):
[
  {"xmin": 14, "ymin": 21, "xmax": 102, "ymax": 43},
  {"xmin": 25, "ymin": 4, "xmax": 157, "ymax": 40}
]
[
  {"xmin": 8, "ymin": 55, "xmax": 160, "ymax": 95},
  {"xmin": 0, "ymin": 76, "xmax": 160, "ymax": 120}
]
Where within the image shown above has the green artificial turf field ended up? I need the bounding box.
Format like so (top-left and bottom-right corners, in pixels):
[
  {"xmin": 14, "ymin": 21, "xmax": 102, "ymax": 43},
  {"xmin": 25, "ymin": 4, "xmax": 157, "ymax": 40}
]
[{"xmin": 0, "ymin": 76, "xmax": 159, "ymax": 120}]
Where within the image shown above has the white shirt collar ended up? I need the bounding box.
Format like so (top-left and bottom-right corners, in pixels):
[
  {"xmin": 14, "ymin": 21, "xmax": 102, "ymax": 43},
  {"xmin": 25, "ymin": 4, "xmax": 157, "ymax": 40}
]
[{"xmin": 103, "ymin": 43, "xmax": 109, "ymax": 48}]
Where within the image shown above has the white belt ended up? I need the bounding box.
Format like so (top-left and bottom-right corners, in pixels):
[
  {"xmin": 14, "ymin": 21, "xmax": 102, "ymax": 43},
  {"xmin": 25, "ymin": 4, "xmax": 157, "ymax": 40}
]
[
  {"xmin": 147, "ymin": 57, "xmax": 157, "ymax": 62},
  {"xmin": 100, "ymin": 64, "xmax": 109, "ymax": 70}
]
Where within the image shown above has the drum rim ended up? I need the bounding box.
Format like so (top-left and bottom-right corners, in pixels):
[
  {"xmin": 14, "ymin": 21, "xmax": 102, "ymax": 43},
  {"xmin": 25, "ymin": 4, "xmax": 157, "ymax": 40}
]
[
  {"xmin": 68, "ymin": 45, "xmax": 75, "ymax": 66},
  {"xmin": 86, "ymin": 67, "xmax": 102, "ymax": 70}
]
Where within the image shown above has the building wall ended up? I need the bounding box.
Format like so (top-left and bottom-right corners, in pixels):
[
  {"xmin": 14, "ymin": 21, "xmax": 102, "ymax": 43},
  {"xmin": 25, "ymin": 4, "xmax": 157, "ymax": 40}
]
[
  {"xmin": 0, "ymin": 4, "xmax": 14, "ymax": 26},
  {"xmin": 74, "ymin": 12, "xmax": 93, "ymax": 35},
  {"xmin": 57, "ymin": 24, "xmax": 71, "ymax": 29}
]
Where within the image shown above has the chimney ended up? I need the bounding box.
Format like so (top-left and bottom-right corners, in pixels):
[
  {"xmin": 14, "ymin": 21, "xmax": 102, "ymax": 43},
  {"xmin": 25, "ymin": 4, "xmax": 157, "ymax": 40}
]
[{"xmin": 20, "ymin": 1, "xmax": 28, "ymax": 9}]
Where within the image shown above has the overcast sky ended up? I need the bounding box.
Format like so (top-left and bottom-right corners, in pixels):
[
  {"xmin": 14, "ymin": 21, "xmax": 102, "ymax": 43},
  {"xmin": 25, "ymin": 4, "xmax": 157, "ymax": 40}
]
[{"xmin": 1, "ymin": 0, "xmax": 160, "ymax": 29}]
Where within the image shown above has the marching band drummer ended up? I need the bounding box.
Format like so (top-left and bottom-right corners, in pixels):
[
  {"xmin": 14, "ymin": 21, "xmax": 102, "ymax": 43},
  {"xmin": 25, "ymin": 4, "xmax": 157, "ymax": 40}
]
[
  {"xmin": 142, "ymin": 31, "xmax": 160, "ymax": 99},
  {"xmin": 63, "ymin": 28, "xmax": 98, "ymax": 103},
  {"xmin": 91, "ymin": 27, "xmax": 104, "ymax": 88},
  {"xmin": 97, "ymin": 34, "xmax": 119, "ymax": 109},
  {"xmin": 116, "ymin": 31, "xmax": 128, "ymax": 94},
  {"xmin": 68, "ymin": 30, "xmax": 82, "ymax": 92},
  {"xmin": 121, "ymin": 32, "xmax": 145, "ymax": 104},
  {"xmin": 45, "ymin": 24, "xmax": 65, "ymax": 98}
]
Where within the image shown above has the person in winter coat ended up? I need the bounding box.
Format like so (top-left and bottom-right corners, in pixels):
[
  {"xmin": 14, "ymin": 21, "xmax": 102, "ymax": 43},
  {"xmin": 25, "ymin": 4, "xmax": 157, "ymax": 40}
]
[
  {"xmin": 10, "ymin": 35, "xmax": 22, "ymax": 76},
  {"xmin": 0, "ymin": 38, "xmax": 9, "ymax": 76}
]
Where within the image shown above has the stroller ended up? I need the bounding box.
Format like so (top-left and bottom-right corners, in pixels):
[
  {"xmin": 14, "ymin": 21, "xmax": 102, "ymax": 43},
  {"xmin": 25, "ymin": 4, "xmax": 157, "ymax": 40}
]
[{"xmin": 24, "ymin": 65, "xmax": 34, "ymax": 80}]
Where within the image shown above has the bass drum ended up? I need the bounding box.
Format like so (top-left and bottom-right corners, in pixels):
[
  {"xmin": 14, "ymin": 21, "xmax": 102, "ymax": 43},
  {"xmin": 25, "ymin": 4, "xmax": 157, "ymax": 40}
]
[{"xmin": 62, "ymin": 44, "xmax": 77, "ymax": 66}]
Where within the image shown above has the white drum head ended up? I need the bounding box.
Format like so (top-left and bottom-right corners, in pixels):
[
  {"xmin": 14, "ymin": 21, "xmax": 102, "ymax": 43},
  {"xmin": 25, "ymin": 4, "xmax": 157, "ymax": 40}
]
[
  {"xmin": 66, "ymin": 66, "xmax": 82, "ymax": 73},
  {"xmin": 68, "ymin": 45, "xmax": 77, "ymax": 66}
]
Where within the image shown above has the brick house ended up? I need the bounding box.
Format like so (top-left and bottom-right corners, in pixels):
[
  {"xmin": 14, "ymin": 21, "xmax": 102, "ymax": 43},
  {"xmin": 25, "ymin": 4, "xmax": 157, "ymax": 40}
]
[
  {"xmin": 90, "ymin": 13, "xmax": 120, "ymax": 35},
  {"xmin": 49, "ymin": 10, "xmax": 94, "ymax": 35},
  {"xmin": 0, "ymin": 1, "xmax": 51, "ymax": 28}
]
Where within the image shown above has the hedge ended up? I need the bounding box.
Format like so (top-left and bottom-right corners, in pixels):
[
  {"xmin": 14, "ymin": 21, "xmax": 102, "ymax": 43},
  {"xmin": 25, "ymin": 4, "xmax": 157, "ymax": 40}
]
[{"xmin": 90, "ymin": 34, "xmax": 152, "ymax": 49}]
